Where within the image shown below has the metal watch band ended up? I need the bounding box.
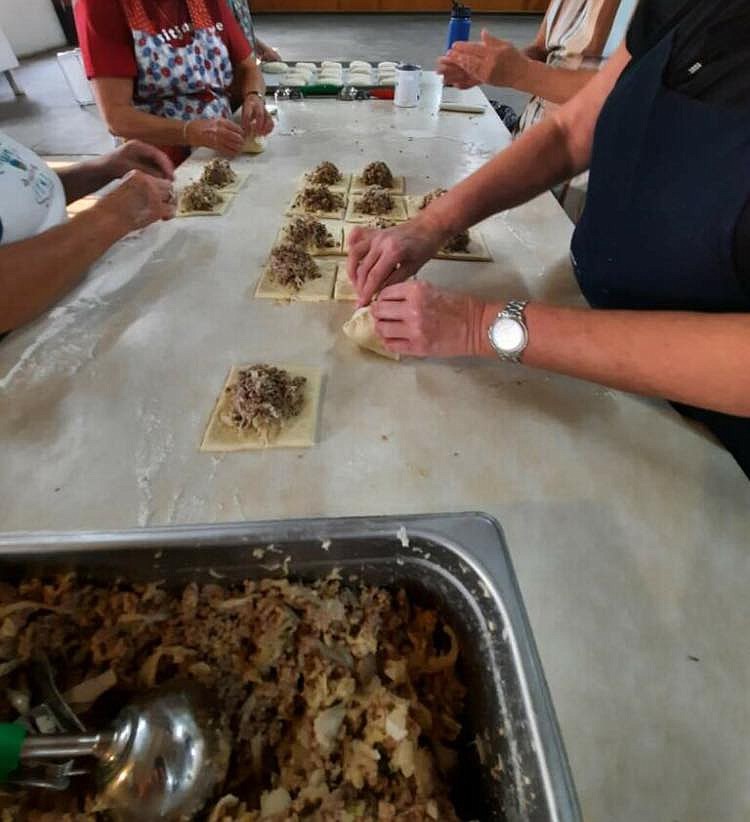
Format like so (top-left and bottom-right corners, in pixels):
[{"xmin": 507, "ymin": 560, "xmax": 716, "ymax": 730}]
[{"xmin": 488, "ymin": 299, "xmax": 529, "ymax": 363}]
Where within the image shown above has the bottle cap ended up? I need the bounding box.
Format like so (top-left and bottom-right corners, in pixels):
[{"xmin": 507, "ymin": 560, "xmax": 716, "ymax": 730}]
[{"xmin": 451, "ymin": 2, "xmax": 471, "ymax": 17}]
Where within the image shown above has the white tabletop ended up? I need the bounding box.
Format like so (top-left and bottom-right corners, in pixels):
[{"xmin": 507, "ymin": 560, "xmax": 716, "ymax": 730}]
[{"xmin": 1, "ymin": 75, "xmax": 748, "ymax": 822}]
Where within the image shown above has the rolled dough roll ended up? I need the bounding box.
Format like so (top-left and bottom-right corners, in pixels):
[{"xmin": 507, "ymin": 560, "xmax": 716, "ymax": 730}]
[
  {"xmin": 342, "ymin": 307, "xmax": 400, "ymax": 361},
  {"xmin": 263, "ymin": 61, "xmax": 288, "ymax": 74}
]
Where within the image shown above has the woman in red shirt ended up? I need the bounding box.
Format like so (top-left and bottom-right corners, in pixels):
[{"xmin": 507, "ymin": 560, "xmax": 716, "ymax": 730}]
[{"xmin": 74, "ymin": 0, "xmax": 273, "ymax": 165}]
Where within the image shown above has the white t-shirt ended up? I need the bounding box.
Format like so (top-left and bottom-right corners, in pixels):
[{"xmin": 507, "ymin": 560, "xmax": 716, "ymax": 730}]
[{"xmin": 0, "ymin": 132, "xmax": 67, "ymax": 245}]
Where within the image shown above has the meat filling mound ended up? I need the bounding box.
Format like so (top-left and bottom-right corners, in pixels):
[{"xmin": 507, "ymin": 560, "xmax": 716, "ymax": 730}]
[
  {"xmin": 222, "ymin": 364, "xmax": 306, "ymax": 441},
  {"xmin": 361, "ymin": 161, "xmax": 394, "ymax": 188},
  {"xmin": 0, "ymin": 574, "xmax": 466, "ymax": 820},
  {"xmin": 201, "ymin": 158, "xmax": 237, "ymax": 188},
  {"xmin": 285, "ymin": 215, "xmax": 335, "ymax": 249},
  {"xmin": 182, "ymin": 181, "xmax": 221, "ymax": 211},
  {"xmin": 357, "ymin": 185, "xmax": 394, "ymax": 215},
  {"xmin": 307, "ymin": 161, "xmax": 343, "ymax": 186},
  {"xmin": 268, "ymin": 243, "xmax": 321, "ymax": 291},
  {"xmin": 294, "ymin": 185, "xmax": 345, "ymax": 213}
]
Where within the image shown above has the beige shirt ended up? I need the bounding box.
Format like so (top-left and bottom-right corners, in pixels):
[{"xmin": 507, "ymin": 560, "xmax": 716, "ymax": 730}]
[{"xmin": 517, "ymin": 0, "xmax": 638, "ymax": 134}]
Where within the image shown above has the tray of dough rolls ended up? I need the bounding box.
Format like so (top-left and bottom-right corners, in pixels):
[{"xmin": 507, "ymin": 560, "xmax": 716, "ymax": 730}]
[{"xmin": 262, "ymin": 60, "xmax": 399, "ymax": 94}]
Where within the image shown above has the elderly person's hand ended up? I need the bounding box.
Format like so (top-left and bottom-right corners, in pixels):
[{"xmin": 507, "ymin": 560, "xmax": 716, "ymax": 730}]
[
  {"xmin": 370, "ymin": 281, "xmax": 489, "ymax": 358},
  {"xmin": 257, "ymin": 43, "xmax": 281, "ymax": 63},
  {"xmin": 185, "ymin": 118, "xmax": 246, "ymax": 157},
  {"xmin": 98, "ymin": 169, "xmax": 176, "ymax": 232},
  {"xmin": 438, "ymin": 30, "xmax": 529, "ymax": 89},
  {"xmin": 241, "ymin": 93, "xmax": 275, "ymax": 139},
  {"xmin": 106, "ymin": 140, "xmax": 174, "ymax": 181},
  {"xmin": 347, "ymin": 215, "xmax": 448, "ymax": 308}
]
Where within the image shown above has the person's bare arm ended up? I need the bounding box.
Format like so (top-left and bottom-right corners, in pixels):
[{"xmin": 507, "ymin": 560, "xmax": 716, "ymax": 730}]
[
  {"xmin": 236, "ymin": 55, "xmax": 274, "ymax": 137},
  {"xmin": 515, "ymin": 61, "xmax": 598, "ymax": 105},
  {"xmin": 0, "ymin": 171, "xmax": 174, "ymax": 333},
  {"xmin": 350, "ymin": 43, "xmax": 632, "ymax": 306},
  {"xmin": 372, "ymin": 283, "xmax": 750, "ymax": 419},
  {"xmin": 254, "ymin": 37, "xmax": 280, "ymax": 62},
  {"xmin": 91, "ymin": 77, "xmax": 245, "ymax": 156},
  {"xmin": 56, "ymin": 141, "xmax": 174, "ymax": 204}
]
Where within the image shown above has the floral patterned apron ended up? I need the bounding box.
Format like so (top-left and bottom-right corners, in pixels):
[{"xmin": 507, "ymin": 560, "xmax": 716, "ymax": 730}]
[{"xmin": 119, "ymin": 0, "xmax": 233, "ymax": 123}]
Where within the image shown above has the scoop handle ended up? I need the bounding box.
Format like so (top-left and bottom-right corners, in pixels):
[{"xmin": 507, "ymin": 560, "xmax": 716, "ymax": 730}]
[
  {"xmin": 20, "ymin": 732, "xmax": 113, "ymax": 760},
  {"xmin": 0, "ymin": 723, "xmax": 26, "ymax": 780}
]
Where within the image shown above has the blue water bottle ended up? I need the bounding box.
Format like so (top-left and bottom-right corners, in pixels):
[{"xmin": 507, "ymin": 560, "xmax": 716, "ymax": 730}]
[{"xmin": 446, "ymin": 2, "xmax": 472, "ymax": 51}]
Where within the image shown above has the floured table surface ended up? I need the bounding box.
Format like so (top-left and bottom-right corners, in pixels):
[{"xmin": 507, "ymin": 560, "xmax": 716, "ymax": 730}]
[{"xmin": 1, "ymin": 76, "xmax": 749, "ymax": 822}]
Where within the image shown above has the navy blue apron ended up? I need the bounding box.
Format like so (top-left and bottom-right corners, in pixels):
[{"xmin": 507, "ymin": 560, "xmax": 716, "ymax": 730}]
[{"xmin": 571, "ymin": 31, "xmax": 750, "ymax": 478}]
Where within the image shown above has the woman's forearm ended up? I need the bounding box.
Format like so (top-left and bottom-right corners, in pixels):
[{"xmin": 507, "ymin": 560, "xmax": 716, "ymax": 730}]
[
  {"xmin": 514, "ymin": 61, "xmax": 598, "ymax": 105},
  {"xmin": 422, "ymin": 43, "xmax": 631, "ymax": 240},
  {"xmin": 237, "ymin": 56, "xmax": 265, "ymax": 99},
  {"xmin": 0, "ymin": 206, "xmax": 127, "ymax": 333},
  {"xmin": 476, "ymin": 303, "xmax": 750, "ymax": 418},
  {"xmin": 57, "ymin": 157, "xmax": 115, "ymax": 204},
  {"xmin": 100, "ymin": 101, "xmax": 188, "ymax": 146}
]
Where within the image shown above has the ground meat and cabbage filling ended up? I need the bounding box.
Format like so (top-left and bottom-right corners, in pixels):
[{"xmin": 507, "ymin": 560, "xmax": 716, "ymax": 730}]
[
  {"xmin": 182, "ymin": 181, "xmax": 222, "ymax": 212},
  {"xmin": 284, "ymin": 216, "xmax": 336, "ymax": 250},
  {"xmin": 222, "ymin": 364, "xmax": 306, "ymax": 442},
  {"xmin": 201, "ymin": 159, "xmax": 237, "ymax": 188},
  {"xmin": 293, "ymin": 186, "xmax": 345, "ymax": 214},
  {"xmin": 307, "ymin": 162, "xmax": 343, "ymax": 187},
  {"xmin": 419, "ymin": 189, "xmax": 470, "ymax": 253},
  {"xmin": 0, "ymin": 575, "xmax": 466, "ymax": 821},
  {"xmin": 267, "ymin": 244, "xmax": 321, "ymax": 291},
  {"xmin": 356, "ymin": 186, "xmax": 394, "ymax": 216},
  {"xmin": 361, "ymin": 161, "xmax": 394, "ymax": 189}
]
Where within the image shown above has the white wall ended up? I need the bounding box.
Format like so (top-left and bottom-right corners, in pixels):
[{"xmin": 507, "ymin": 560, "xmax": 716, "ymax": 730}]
[{"xmin": 0, "ymin": 0, "xmax": 66, "ymax": 58}]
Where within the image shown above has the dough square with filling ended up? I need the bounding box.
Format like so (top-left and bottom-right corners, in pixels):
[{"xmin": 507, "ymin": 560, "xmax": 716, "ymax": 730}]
[
  {"xmin": 276, "ymin": 219, "xmax": 344, "ymax": 256},
  {"xmin": 286, "ymin": 193, "xmax": 347, "ymax": 221},
  {"xmin": 176, "ymin": 190, "xmax": 233, "ymax": 217},
  {"xmin": 300, "ymin": 172, "xmax": 351, "ymax": 193},
  {"xmin": 350, "ymin": 174, "xmax": 405, "ymax": 194},
  {"xmin": 200, "ymin": 365, "xmax": 322, "ymax": 451},
  {"xmin": 334, "ymin": 267, "xmax": 357, "ymax": 301},
  {"xmin": 194, "ymin": 167, "xmax": 249, "ymax": 194},
  {"xmin": 345, "ymin": 195, "xmax": 408, "ymax": 223},
  {"xmin": 436, "ymin": 229, "xmax": 492, "ymax": 262},
  {"xmin": 255, "ymin": 259, "xmax": 338, "ymax": 301}
]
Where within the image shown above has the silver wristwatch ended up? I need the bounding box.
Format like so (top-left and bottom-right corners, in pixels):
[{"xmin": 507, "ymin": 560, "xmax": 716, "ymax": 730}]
[{"xmin": 487, "ymin": 299, "xmax": 529, "ymax": 363}]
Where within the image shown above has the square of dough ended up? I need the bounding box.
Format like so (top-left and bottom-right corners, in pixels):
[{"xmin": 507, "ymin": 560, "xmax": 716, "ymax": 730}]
[
  {"xmin": 200, "ymin": 365, "xmax": 322, "ymax": 451},
  {"xmin": 345, "ymin": 195, "xmax": 408, "ymax": 223},
  {"xmin": 276, "ymin": 219, "xmax": 344, "ymax": 256},
  {"xmin": 286, "ymin": 192, "xmax": 348, "ymax": 221},
  {"xmin": 255, "ymin": 259, "xmax": 338, "ymax": 301},
  {"xmin": 436, "ymin": 229, "xmax": 492, "ymax": 262},
  {"xmin": 300, "ymin": 172, "xmax": 351, "ymax": 193},
  {"xmin": 350, "ymin": 174, "xmax": 405, "ymax": 195},
  {"xmin": 334, "ymin": 267, "xmax": 357, "ymax": 301},
  {"xmin": 198, "ymin": 167, "xmax": 250, "ymax": 194},
  {"xmin": 176, "ymin": 190, "xmax": 232, "ymax": 217}
]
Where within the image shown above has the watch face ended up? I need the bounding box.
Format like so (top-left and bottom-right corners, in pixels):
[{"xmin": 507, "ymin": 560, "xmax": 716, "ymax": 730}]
[{"xmin": 491, "ymin": 317, "xmax": 526, "ymax": 354}]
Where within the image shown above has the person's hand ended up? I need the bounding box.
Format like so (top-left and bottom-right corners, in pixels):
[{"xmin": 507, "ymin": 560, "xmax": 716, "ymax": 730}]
[
  {"xmin": 185, "ymin": 117, "xmax": 245, "ymax": 156},
  {"xmin": 436, "ymin": 55, "xmax": 479, "ymax": 89},
  {"xmin": 258, "ymin": 44, "xmax": 281, "ymax": 62},
  {"xmin": 347, "ymin": 215, "xmax": 448, "ymax": 308},
  {"xmin": 439, "ymin": 29, "xmax": 529, "ymax": 89},
  {"xmin": 98, "ymin": 169, "xmax": 176, "ymax": 233},
  {"xmin": 105, "ymin": 140, "xmax": 174, "ymax": 181},
  {"xmin": 241, "ymin": 94, "xmax": 275, "ymax": 138},
  {"xmin": 370, "ymin": 281, "xmax": 487, "ymax": 358}
]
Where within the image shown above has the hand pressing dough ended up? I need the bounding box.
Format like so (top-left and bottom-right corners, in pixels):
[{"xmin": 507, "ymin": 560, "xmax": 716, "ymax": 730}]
[
  {"xmin": 342, "ymin": 222, "xmax": 397, "ymax": 253},
  {"xmin": 334, "ymin": 268, "xmax": 357, "ymax": 301},
  {"xmin": 176, "ymin": 191, "xmax": 232, "ymax": 217},
  {"xmin": 200, "ymin": 365, "xmax": 322, "ymax": 451},
  {"xmin": 263, "ymin": 61, "xmax": 289, "ymax": 74},
  {"xmin": 345, "ymin": 195, "xmax": 408, "ymax": 223},
  {"xmin": 255, "ymin": 259, "xmax": 338, "ymax": 301},
  {"xmin": 276, "ymin": 219, "xmax": 344, "ymax": 256},
  {"xmin": 342, "ymin": 307, "xmax": 400, "ymax": 360},
  {"xmin": 350, "ymin": 175, "xmax": 405, "ymax": 194}
]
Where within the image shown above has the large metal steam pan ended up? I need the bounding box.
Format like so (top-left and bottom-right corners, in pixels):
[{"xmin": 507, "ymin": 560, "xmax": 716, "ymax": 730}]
[{"xmin": 0, "ymin": 512, "xmax": 580, "ymax": 822}]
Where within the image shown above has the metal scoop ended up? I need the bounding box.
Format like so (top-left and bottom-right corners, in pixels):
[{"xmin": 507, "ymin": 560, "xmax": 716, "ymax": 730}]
[{"xmin": 0, "ymin": 682, "xmax": 229, "ymax": 821}]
